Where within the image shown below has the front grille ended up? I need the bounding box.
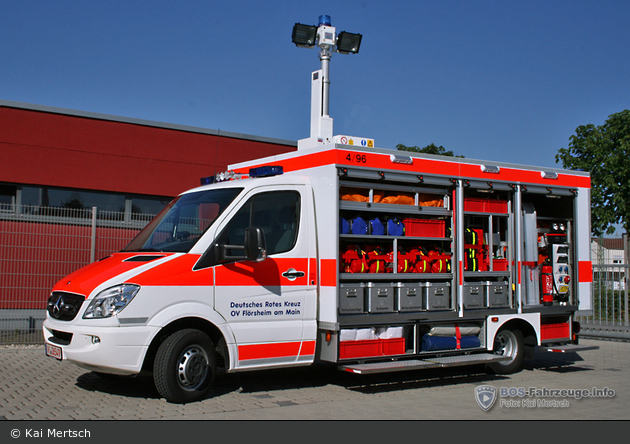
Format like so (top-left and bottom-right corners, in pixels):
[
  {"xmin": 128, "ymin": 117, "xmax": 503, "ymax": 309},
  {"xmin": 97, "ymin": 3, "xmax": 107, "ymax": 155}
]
[
  {"xmin": 49, "ymin": 330, "xmax": 73, "ymax": 345},
  {"xmin": 47, "ymin": 292, "xmax": 85, "ymax": 321}
]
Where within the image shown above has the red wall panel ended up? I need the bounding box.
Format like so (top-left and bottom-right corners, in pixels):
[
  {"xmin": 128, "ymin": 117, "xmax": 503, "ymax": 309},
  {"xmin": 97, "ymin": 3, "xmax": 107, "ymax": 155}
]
[
  {"xmin": 0, "ymin": 107, "xmax": 295, "ymax": 197},
  {"xmin": 0, "ymin": 219, "xmax": 141, "ymax": 309}
]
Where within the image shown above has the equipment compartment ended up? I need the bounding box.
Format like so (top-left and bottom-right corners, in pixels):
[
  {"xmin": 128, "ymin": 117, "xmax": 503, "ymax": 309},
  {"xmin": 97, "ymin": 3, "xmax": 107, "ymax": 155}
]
[
  {"xmin": 403, "ymin": 218, "xmax": 446, "ymax": 237},
  {"xmin": 395, "ymin": 282, "xmax": 424, "ymax": 312},
  {"xmin": 366, "ymin": 282, "xmax": 395, "ymax": 313},
  {"xmin": 338, "ymin": 325, "xmax": 409, "ymax": 360},
  {"xmin": 339, "ymin": 283, "xmax": 366, "ymax": 314},
  {"xmin": 463, "ymin": 282, "xmax": 486, "ymax": 309},
  {"xmin": 486, "ymin": 281, "xmax": 510, "ymax": 308},
  {"xmin": 425, "ymin": 282, "xmax": 451, "ymax": 310},
  {"xmin": 418, "ymin": 322, "xmax": 484, "ymax": 352}
]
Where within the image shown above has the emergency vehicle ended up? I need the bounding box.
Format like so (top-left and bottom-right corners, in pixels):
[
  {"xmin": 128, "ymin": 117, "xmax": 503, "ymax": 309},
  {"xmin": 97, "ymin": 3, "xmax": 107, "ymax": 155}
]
[{"xmin": 43, "ymin": 16, "xmax": 597, "ymax": 404}]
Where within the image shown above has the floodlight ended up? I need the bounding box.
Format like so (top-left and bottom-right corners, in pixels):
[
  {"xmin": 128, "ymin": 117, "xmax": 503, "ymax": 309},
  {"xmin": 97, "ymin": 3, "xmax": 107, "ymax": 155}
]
[
  {"xmin": 292, "ymin": 23, "xmax": 318, "ymax": 47},
  {"xmin": 336, "ymin": 31, "xmax": 362, "ymax": 54},
  {"xmin": 292, "ymin": 16, "xmax": 363, "ymax": 147}
]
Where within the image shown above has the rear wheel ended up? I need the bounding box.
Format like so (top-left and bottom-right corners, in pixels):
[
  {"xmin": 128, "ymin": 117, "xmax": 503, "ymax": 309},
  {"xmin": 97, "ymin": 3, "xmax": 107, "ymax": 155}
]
[
  {"xmin": 488, "ymin": 328, "xmax": 524, "ymax": 374},
  {"xmin": 153, "ymin": 329, "xmax": 216, "ymax": 403}
]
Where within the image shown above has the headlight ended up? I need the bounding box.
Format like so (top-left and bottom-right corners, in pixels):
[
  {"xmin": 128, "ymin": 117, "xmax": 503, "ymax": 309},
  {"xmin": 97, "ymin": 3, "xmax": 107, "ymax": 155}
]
[{"xmin": 83, "ymin": 284, "xmax": 140, "ymax": 319}]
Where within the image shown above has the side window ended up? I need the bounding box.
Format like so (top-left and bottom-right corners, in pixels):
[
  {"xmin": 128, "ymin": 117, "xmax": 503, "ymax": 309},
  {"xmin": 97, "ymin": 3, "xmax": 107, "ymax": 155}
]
[{"xmin": 218, "ymin": 190, "xmax": 300, "ymax": 258}]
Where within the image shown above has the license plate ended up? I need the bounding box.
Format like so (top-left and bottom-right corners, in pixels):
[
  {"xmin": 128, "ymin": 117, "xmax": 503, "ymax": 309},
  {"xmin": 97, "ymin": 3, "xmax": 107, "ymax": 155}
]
[{"xmin": 45, "ymin": 343, "xmax": 62, "ymax": 361}]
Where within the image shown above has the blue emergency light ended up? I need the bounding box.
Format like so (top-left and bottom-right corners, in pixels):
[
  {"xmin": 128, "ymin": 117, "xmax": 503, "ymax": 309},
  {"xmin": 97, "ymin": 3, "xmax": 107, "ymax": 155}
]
[
  {"xmin": 318, "ymin": 15, "xmax": 331, "ymax": 26},
  {"xmin": 249, "ymin": 166, "xmax": 284, "ymax": 178}
]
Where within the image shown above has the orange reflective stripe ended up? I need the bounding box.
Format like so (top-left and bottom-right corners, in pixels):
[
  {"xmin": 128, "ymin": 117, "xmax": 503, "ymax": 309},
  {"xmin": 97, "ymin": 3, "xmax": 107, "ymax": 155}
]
[
  {"xmin": 299, "ymin": 340, "xmax": 316, "ymax": 356},
  {"xmin": 216, "ymin": 257, "xmax": 309, "ymax": 286},
  {"xmin": 234, "ymin": 149, "xmax": 591, "ymax": 189},
  {"xmin": 578, "ymin": 261, "xmax": 593, "ymax": 283},
  {"xmin": 320, "ymin": 259, "xmax": 337, "ymax": 286},
  {"xmin": 129, "ymin": 254, "xmax": 208, "ymax": 286},
  {"xmin": 55, "ymin": 252, "xmax": 177, "ymax": 295},
  {"xmin": 238, "ymin": 341, "xmax": 315, "ymax": 361}
]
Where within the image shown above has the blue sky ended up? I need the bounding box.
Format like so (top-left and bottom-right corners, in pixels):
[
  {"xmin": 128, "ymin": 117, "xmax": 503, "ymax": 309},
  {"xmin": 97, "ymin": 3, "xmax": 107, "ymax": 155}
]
[{"xmin": 2, "ymin": 0, "xmax": 629, "ymax": 169}]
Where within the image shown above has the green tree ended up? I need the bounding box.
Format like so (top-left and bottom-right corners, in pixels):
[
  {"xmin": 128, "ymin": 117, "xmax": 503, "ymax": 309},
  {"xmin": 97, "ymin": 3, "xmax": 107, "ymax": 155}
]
[
  {"xmin": 397, "ymin": 143, "xmax": 464, "ymax": 158},
  {"xmin": 555, "ymin": 110, "xmax": 630, "ymax": 236}
]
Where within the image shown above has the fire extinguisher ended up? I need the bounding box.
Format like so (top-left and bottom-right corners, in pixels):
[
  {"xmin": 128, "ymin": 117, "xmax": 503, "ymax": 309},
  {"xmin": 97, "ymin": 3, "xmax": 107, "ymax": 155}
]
[{"xmin": 541, "ymin": 263, "xmax": 554, "ymax": 306}]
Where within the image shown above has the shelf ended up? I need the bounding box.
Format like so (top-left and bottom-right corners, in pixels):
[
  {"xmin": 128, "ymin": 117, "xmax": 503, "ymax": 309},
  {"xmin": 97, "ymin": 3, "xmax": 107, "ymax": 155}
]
[
  {"xmin": 340, "ymin": 201, "xmax": 451, "ymax": 217},
  {"xmin": 463, "ymin": 271, "xmax": 510, "ymax": 279},
  {"xmin": 339, "ymin": 180, "xmax": 450, "ymax": 195},
  {"xmin": 340, "ymin": 273, "xmax": 453, "ymax": 281},
  {"xmin": 464, "ymin": 211, "xmax": 510, "ymax": 216},
  {"xmin": 340, "ymin": 234, "xmax": 452, "ymax": 242}
]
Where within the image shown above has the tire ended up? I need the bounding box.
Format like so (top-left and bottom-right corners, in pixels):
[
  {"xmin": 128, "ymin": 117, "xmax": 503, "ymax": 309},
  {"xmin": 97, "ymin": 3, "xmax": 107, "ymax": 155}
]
[
  {"xmin": 153, "ymin": 329, "xmax": 216, "ymax": 403},
  {"xmin": 488, "ymin": 328, "xmax": 524, "ymax": 374}
]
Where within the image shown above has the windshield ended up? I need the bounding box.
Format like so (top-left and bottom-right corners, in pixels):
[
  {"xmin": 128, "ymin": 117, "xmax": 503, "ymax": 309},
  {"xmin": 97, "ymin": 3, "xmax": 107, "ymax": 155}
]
[{"xmin": 124, "ymin": 187, "xmax": 243, "ymax": 253}]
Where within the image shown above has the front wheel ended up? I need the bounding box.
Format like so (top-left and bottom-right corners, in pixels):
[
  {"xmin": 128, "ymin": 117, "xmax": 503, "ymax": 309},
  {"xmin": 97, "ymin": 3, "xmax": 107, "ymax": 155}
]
[
  {"xmin": 153, "ymin": 329, "xmax": 217, "ymax": 403},
  {"xmin": 488, "ymin": 328, "xmax": 524, "ymax": 374}
]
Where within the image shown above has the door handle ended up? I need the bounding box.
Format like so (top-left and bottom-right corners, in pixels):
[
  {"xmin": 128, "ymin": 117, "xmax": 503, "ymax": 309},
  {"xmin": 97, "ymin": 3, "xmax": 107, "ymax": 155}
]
[{"xmin": 282, "ymin": 268, "xmax": 305, "ymax": 281}]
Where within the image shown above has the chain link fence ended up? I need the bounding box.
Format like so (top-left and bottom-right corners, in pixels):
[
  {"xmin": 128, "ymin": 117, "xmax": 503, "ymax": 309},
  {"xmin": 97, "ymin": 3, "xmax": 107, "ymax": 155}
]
[
  {"xmin": 576, "ymin": 264, "xmax": 630, "ymax": 339},
  {"xmin": 0, "ymin": 205, "xmax": 153, "ymax": 344},
  {"xmin": 2, "ymin": 206, "xmax": 628, "ymax": 344}
]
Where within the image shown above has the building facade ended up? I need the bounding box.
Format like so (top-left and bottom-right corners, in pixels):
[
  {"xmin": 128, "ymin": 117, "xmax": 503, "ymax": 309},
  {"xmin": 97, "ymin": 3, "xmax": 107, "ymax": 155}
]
[
  {"xmin": 0, "ymin": 100, "xmax": 296, "ymax": 325},
  {"xmin": 1, "ymin": 100, "xmax": 296, "ymax": 215}
]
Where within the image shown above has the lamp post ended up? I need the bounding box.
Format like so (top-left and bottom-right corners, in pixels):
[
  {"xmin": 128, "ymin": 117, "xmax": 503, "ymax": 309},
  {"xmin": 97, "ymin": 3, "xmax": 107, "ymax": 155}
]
[{"xmin": 292, "ymin": 16, "xmax": 362, "ymax": 149}]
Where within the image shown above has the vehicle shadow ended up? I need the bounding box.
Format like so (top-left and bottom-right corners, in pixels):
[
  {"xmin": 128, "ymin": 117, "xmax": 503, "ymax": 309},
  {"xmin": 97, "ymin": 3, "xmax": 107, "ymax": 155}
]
[
  {"xmin": 522, "ymin": 347, "xmax": 591, "ymax": 373},
  {"xmin": 75, "ymin": 347, "xmax": 593, "ymax": 401},
  {"xmin": 76, "ymin": 372, "xmax": 161, "ymax": 399}
]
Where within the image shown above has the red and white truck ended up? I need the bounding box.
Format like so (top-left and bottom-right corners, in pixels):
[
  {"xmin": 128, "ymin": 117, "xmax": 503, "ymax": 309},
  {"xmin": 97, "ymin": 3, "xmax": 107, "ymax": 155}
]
[
  {"xmin": 43, "ymin": 139, "xmax": 597, "ymax": 403},
  {"xmin": 43, "ymin": 16, "xmax": 597, "ymax": 403}
]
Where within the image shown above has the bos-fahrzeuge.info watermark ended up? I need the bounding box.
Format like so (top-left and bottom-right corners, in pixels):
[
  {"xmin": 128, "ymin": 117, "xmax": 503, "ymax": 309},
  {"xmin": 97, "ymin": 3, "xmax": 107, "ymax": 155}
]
[{"xmin": 474, "ymin": 385, "xmax": 615, "ymax": 411}]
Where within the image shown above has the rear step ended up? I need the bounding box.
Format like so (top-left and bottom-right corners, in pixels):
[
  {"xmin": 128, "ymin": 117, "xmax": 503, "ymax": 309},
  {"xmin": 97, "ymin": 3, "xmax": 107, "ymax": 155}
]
[
  {"xmin": 542, "ymin": 344, "xmax": 600, "ymax": 353},
  {"xmin": 339, "ymin": 353, "xmax": 511, "ymax": 375}
]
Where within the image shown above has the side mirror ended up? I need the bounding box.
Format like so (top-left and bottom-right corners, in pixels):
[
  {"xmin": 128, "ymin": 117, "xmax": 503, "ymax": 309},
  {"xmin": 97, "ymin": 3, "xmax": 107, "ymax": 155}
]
[{"xmin": 244, "ymin": 227, "xmax": 267, "ymax": 262}]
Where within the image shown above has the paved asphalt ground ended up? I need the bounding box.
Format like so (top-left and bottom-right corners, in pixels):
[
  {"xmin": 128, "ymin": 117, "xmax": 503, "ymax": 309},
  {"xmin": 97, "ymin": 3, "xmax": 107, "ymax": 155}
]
[
  {"xmin": 0, "ymin": 338, "xmax": 627, "ymax": 433},
  {"xmin": 0, "ymin": 340, "xmax": 630, "ymax": 444}
]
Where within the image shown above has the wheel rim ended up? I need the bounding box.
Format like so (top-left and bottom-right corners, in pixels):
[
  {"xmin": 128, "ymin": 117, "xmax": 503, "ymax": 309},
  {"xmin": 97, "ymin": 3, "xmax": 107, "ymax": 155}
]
[
  {"xmin": 494, "ymin": 330, "xmax": 517, "ymax": 363},
  {"xmin": 176, "ymin": 345, "xmax": 210, "ymax": 391}
]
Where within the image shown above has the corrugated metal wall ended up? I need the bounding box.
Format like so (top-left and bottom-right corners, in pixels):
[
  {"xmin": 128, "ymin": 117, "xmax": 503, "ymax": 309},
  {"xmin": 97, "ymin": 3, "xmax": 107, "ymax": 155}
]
[{"xmin": 0, "ymin": 205, "xmax": 151, "ymax": 343}]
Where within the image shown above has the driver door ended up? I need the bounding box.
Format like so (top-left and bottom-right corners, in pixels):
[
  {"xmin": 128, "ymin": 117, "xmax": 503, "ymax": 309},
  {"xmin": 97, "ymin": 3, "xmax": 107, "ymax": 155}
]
[{"xmin": 212, "ymin": 185, "xmax": 316, "ymax": 369}]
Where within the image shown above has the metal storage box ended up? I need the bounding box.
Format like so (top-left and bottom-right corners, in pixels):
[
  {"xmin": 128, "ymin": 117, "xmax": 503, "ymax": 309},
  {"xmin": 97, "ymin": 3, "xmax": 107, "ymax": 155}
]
[
  {"xmin": 366, "ymin": 282, "xmax": 395, "ymax": 313},
  {"xmin": 339, "ymin": 283, "xmax": 366, "ymax": 314},
  {"xmin": 463, "ymin": 282, "xmax": 485, "ymax": 309},
  {"xmin": 396, "ymin": 282, "xmax": 424, "ymax": 312},
  {"xmin": 425, "ymin": 282, "xmax": 451, "ymax": 310},
  {"xmin": 486, "ymin": 281, "xmax": 510, "ymax": 308}
]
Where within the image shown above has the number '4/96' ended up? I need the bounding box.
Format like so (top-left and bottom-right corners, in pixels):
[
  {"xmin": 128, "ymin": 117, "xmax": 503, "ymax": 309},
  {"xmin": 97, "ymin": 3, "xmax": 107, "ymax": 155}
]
[{"xmin": 346, "ymin": 154, "xmax": 367, "ymax": 163}]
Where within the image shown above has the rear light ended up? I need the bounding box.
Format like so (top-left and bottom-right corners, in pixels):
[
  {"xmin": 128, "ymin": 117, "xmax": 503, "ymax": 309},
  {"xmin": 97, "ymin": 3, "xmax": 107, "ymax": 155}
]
[{"xmin": 572, "ymin": 321, "xmax": 581, "ymax": 334}]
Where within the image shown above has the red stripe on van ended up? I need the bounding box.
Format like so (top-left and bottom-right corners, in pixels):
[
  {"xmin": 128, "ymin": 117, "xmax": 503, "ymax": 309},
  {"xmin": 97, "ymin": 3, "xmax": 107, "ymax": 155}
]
[
  {"xmin": 53, "ymin": 253, "xmax": 176, "ymax": 295},
  {"xmin": 215, "ymin": 258, "xmax": 309, "ymax": 287},
  {"xmin": 234, "ymin": 148, "xmax": 591, "ymax": 188},
  {"xmin": 127, "ymin": 254, "xmax": 210, "ymax": 286},
  {"xmin": 578, "ymin": 261, "xmax": 593, "ymax": 283},
  {"xmin": 238, "ymin": 341, "xmax": 302, "ymax": 361},
  {"xmin": 320, "ymin": 259, "xmax": 337, "ymax": 286}
]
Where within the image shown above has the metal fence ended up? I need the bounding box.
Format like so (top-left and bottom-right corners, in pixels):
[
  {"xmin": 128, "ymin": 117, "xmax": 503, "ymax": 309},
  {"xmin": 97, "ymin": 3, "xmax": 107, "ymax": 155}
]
[
  {"xmin": 2, "ymin": 209, "xmax": 629, "ymax": 344},
  {"xmin": 576, "ymin": 264, "xmax": 630, "ymax": 339},
  {"xmin": 0, "ymin": 205, "xmax": 154, "ymax": 344}
]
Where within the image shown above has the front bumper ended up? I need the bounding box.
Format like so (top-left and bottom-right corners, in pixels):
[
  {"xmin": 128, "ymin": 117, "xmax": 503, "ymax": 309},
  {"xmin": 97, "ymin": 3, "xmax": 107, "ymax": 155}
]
[{"xmin": 43, "ymin": 319, "xmax": 160, "ymax": 375}]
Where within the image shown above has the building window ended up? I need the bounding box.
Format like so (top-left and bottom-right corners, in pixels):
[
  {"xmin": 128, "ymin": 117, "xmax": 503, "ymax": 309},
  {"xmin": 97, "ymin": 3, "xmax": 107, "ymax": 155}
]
[
  {"xmin": 0, "ymin": 184, "xmax": 16, "ymax": 209},
  {"xmin": 129, "ymin": 196, "xmax": 173, "ymax": 216},
  {"xmin": 0, "ymin": 182, "xmax": 171, "ymax": 226}
]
